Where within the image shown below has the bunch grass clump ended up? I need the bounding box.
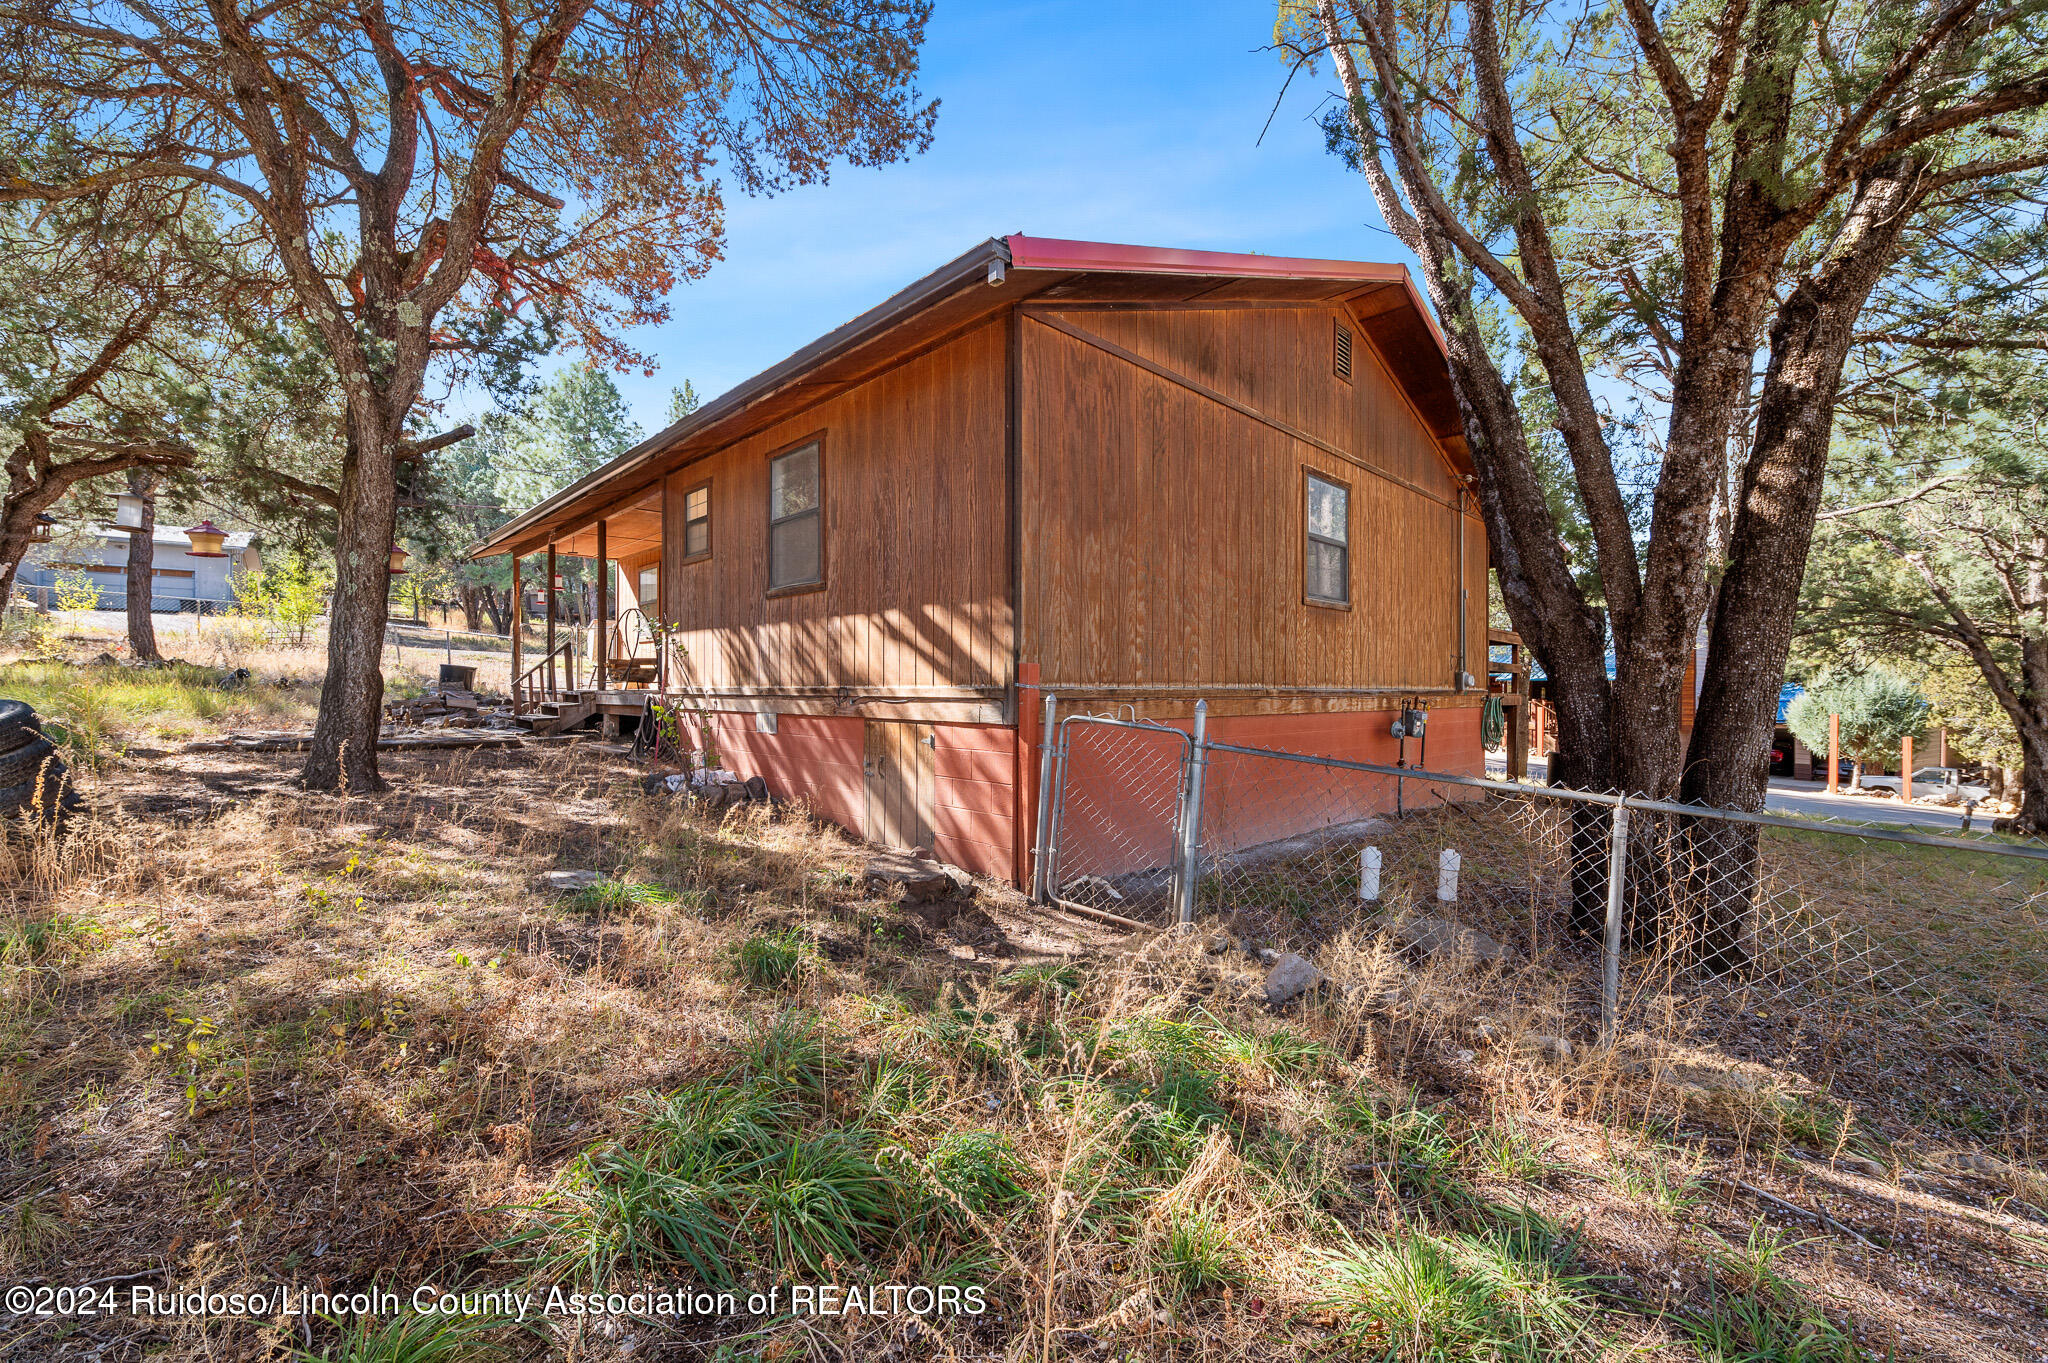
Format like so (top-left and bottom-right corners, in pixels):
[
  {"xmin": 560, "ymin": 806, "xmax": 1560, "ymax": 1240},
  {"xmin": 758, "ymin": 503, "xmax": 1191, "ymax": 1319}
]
[
  {"xmin": 733, "ymin": 927, "xmax": 815, "ymax": 988},
  {"xmin": 1313, "ymin": 1211, "xmax": 1600, "ymax": 1362}
]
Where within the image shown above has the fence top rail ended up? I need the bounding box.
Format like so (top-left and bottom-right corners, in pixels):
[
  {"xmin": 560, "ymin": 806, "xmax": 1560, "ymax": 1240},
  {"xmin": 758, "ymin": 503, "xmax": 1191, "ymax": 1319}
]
[
  {"xmin": 1197, "ymin": 738, "xmax": 2048, "ymax": 864},
  {"xmin": 384, "ymin": 621, "xmax": 523, "ymax": 643},
  {"xmin": 1057, "ymin": 710, "xmax": 1194, "ymax": 740}
]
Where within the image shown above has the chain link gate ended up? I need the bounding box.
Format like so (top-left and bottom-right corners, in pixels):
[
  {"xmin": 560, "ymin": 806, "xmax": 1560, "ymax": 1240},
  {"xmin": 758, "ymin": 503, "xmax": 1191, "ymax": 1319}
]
[{"xmin": 1031, "ymin": 699, "xmax": 1202, "ymax": 923}]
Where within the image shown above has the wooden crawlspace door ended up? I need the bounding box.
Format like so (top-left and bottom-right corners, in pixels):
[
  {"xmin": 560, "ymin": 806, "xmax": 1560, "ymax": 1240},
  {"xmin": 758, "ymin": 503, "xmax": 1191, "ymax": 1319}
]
[{"xmin": 863, "ymin": 720, "xmax": 935, "ymax": 852}]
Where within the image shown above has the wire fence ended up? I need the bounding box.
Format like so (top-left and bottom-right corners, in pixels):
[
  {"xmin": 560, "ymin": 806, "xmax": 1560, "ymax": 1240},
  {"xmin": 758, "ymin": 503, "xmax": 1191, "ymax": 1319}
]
[
  {"xmin": 1031, "ymin": 697, "xmax": 2048, "ymax": 1137},
  {"xmin": 7, "ymin": 583, "xmax": 239, "ymax": 614},
  {"xmin": 6, "ymin": 585, "xmax": 535, "ymax": 693}
]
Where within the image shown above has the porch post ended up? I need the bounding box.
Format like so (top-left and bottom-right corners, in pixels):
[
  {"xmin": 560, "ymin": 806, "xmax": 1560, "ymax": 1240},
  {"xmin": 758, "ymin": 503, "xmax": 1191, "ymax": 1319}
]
[
  {"xmin": 1506, "ymin": 640, "xmax": 1529, "ymax": 781},
  {"xmin": 510, "ymin": 553, "xmax": 523, "ymax": 713},
  {"xmin": 545, "ymin": 542, "xmax": 557, "ymax": 699},
  {"xmin": 595, "ymin": 519, "xmax": 608, "ymax": 693}
]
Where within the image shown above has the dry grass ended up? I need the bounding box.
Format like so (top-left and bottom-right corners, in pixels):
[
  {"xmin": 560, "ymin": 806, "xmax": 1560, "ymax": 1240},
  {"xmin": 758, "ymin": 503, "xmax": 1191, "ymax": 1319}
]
[{"xmin": 2, "ymin": 653, "xmax": 2046, "ymax": 1361}]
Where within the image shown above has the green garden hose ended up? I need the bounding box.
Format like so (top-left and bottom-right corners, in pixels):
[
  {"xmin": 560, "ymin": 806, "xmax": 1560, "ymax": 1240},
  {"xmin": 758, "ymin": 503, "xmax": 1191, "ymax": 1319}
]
[{"xmin": 1481, "ymin": 693, "xmax": 1507, "ymax": 749}]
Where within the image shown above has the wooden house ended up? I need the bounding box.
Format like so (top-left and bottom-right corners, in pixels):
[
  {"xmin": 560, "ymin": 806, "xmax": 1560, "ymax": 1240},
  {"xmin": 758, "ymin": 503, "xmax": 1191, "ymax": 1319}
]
[{"xmin": 469, "ymin": 236, "xmax": 1488, "ymax": 885}]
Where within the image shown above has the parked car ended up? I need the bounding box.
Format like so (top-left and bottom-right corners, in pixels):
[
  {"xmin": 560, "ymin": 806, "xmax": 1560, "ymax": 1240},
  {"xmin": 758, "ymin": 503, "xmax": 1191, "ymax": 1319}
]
[{"xmin": 1858, "ymin": 766, "xmax": 1991, "ymax": 804}]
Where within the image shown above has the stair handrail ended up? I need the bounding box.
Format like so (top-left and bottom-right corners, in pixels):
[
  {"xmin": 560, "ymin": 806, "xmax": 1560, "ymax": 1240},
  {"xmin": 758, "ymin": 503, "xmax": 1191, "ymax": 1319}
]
[{"xmin": 513, "ymin": 637, "xmax": 576, "ymax": 714}]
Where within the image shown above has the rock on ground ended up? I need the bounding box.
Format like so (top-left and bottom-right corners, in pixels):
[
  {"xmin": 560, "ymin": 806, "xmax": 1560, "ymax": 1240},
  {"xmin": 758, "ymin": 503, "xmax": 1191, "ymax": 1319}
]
[
  {"xmin": 1392, "ymin": 913, "xmax": 1522, "ymax": 968},
  {"xmin": 544, "ymin": 870, "xmax": 604, "ymax": 891},
  {"xmin": 1263, "ymin": 952, "xmax": 1322, "ymax": 1006},
  {"xmin": 1516, "ymin": 1033, "xmax": 1573, "ymax": 1063},
  {"xmin": 1617, "ymin": 1036, "xmax": 1815, "ymax": 1117},
  {"xmin": 864, "ymin": 851, "xmax": 959, "ymax": 903}
]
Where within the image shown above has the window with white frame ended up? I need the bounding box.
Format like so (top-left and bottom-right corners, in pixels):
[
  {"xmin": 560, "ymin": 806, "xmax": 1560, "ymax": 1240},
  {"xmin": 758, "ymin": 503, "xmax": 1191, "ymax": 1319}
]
[
  {"xmin": 1304, "ymin": 470, "xmax": 1350, "ymax": 606},
  {"xmin": 768, "ymin": 442, "xmax": 823, "ymax": 592}
]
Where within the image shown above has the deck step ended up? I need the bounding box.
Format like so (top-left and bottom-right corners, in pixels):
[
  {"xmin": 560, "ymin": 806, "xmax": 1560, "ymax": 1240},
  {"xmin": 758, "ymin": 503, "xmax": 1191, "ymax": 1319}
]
[{"xmin": 533, "ymin": 698, "xmax": 598, "ymax": 736}]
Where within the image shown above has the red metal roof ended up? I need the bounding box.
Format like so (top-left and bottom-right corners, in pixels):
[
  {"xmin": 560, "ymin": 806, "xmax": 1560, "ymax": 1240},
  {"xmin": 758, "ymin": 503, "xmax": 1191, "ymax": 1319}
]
[
  {"xmin": 1007, "ymin": 234, "xmax": 1407, "ymax": 283},
  {"xmin": 1006, "ymin": 234, "xmax": 1448, "ymax": 357}
]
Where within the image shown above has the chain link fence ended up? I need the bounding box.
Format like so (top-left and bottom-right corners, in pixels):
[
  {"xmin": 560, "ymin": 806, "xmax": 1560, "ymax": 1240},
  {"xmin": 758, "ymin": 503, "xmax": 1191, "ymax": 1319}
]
[{"xmin": 1030, "ymin": 697, "xmax": 2048, "ymax": 1136}]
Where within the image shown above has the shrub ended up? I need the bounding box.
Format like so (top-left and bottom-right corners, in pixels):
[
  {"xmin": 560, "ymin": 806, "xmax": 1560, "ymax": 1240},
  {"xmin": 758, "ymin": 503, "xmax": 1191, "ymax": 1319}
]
[
  {"xmin": 570, "ymin": 879, "xmax": 674, "ymax": 916},
  {"xmin": 294, "ymin": 1309, "xmax": 527, "ymax": 1362},
  {"xmin": 736, "ymin": 1132, "xmax": 895, "ymax": 1276},
  {"xmin": 1785, "ymin": 668, "xmax": 1927, "ymax": 782},
  {"xmin": 739, "ymin": 1010, "xmax": 828, "ymax": 1093},
  {"xmin": 506, "ymin": 1142, "xmax": 736, "ymax": 1287}
]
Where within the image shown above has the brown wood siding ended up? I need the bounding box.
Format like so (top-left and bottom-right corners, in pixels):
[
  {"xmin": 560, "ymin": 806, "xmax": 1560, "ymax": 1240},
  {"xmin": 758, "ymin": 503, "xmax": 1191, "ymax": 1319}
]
[
  {"xmin": 1037, "ymin": 304, "xmax": 1465, "ymax": 497},
  {"xmin": 1019, "ymin": 306, "xmax": 1486, "ymax": 703},
  {"xmin": 659, "ymin": 321, "xmax": 1012, "ymax": 702}
]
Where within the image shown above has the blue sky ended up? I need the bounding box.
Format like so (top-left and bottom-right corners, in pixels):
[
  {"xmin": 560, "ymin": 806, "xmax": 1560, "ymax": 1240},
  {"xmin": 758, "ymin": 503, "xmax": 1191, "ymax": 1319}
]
[{"xmin": 599, "ymin": 1, "xmax": 1419, "ymax": 433}]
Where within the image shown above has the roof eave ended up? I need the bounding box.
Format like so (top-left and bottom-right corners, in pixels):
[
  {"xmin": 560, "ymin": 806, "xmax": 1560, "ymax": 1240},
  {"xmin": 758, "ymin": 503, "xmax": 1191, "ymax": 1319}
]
[{"xmin": 465, "ymin": 236, "xmax": 1013, "ymax": 558}]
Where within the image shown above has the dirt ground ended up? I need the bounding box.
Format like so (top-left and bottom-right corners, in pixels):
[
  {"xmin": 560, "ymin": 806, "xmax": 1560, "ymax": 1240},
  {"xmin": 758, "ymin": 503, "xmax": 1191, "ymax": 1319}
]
[{"xmin": 3, "ymin": 734, "xmax": 2046, "ymax": 1362}]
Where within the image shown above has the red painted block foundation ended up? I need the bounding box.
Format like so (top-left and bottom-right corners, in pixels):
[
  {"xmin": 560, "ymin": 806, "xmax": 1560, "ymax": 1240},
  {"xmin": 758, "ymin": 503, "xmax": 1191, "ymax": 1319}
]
[
  {"xmin": 688, "ymin": 712, "xmax": 1018, "ymax": 882},
  {"xmin": 683, "ymin": 705, "xmax": 1481, "ymax": 890}
]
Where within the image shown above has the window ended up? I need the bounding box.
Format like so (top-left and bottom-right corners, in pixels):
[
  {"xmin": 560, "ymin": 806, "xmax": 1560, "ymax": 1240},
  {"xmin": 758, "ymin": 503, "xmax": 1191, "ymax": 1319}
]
[
  {"xmin": 767, "ymin": 441, "xmax": 823, "ymax": 592},
  {"xmin": 1334, "ymin": 321, "xmax": 1354, "ymax": 381},
  {"xmin": 153, "ymin": 568, "xmax": 195, "ymax": 579},
  {"xmin": 637, "ymin": 565, "xmax": 658, "ymax": 609},
  {"xmin": 1304, "ymin": 471, "xmax": 1350, "ymax": 607},
  {"xmin": 682, "ymin": 481, "xmax": 711, "ymax": 561}
]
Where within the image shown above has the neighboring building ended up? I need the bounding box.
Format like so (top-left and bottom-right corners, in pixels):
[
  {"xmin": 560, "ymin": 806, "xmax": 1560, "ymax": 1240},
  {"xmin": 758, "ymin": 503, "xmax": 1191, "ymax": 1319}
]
[
  {"xmin": 471, "ymin": 235, "xmax": 1487, "ymax": 885},
  {"xmin": 21, "ymin": 525, "xmax": 260, "ymax": 612}
]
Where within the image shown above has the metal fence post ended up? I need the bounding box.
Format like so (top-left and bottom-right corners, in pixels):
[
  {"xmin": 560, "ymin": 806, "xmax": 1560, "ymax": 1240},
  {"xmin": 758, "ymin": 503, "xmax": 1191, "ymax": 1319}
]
[
  {"xmin": 1601, "ymin": 798, "xmax": 1632, "ymax": 1042},
  {"xmin": 1040, "ymin": 713, "xmax": 1075, "ymax": 905},
  {"xmin": 1176, "ymin": 700, "xmax": 1209, "ymax": 927},
  {"xmin": 1030, "ymin": 692, "xmax": 1059, "ymax": 904}
]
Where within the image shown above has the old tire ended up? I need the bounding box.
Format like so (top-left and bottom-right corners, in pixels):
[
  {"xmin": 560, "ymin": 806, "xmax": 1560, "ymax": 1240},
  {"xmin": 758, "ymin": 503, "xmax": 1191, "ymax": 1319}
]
[
  {"xmin": 0, "ymin": 735, "xmax": 59, "ymax": 789},
  {"xmin": 0, "ymin": 762, "xmax": 81, "ymax": 824},
  {"xmin": 0, "ymin": 700, "xmax": 43, "ymax": 753}
]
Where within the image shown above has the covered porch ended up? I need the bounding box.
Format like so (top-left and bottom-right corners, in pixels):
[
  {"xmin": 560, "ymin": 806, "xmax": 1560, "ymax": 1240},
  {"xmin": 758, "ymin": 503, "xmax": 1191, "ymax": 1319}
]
[{"xmin": 505, "ymin": 484, "xmax": 669, "ymax": 731}]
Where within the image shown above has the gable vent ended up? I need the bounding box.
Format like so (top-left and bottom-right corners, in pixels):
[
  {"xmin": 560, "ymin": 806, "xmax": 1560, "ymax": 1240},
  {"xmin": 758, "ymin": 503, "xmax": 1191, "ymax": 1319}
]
[{"xmin": 1334, "ymin": 322, "xmax": 1354, "ymax": 381}]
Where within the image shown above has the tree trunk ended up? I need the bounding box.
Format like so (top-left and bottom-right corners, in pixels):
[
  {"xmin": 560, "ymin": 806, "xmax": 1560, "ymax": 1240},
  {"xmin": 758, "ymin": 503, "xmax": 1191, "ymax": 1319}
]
[
  {"xmin": 1315, "ymin": 10, "xmax": 1621, "ymax": 927},
  {"xmin": 1679, "ymin": 161, "xmax": 1922, "ymax": 971},
  {"xmin": 458, "ymin": 584, "xmax": 484, "ymax": 633},
  {"xmin": 123, "ymin": 470, "xmax": 162, "ymax": 663},
  {"xmin": 303, "ymin": 418, "xmax": 398, "ymax": 792},
  {"xmin": 0, "ymin": 533, "xmax": 31, "ymax": 607},
  {"xmin": 482, "ymin": 585, "xmax": 511, "ymax": 636},
  {"xmin": 2016, "ymin": 740, "xmax": 2048, "ymax": 836}
]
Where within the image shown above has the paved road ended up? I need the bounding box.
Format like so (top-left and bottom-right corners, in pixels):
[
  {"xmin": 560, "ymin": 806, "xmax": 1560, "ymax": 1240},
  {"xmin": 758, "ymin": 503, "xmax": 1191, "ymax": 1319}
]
[
  {"xmin": 1484, "ymin": 754, "xmax": 1985, "ymax": 832},
  {"xmin": 1760, "ymin": 778, "xmax": 1981, "ymax": 832}
]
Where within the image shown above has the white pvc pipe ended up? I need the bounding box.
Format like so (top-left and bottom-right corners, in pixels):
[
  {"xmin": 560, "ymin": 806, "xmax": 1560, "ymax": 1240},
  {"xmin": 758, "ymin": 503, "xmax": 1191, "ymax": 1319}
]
[{"xmin": 1359, "ymin": 846, "xmax": 1382, "ymax": 901}]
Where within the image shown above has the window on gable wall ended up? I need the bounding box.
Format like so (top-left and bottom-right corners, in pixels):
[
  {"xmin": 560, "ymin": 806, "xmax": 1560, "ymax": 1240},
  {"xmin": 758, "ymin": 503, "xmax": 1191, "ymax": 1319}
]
[
  {"xmin": 768, "ymin": 442, "xmax": 823, "ymax": 592},
  {"xmin": 1305, "ymin": 471, "xmax": 1351, "ymax": 607}
]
